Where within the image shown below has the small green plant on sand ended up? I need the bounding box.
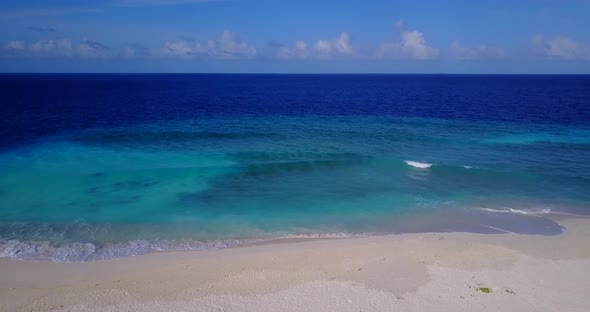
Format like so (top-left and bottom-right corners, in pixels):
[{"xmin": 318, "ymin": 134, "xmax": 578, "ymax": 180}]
[{"xmin": 477, "ymin": 287, "xmax": 491, "ymax": 294}]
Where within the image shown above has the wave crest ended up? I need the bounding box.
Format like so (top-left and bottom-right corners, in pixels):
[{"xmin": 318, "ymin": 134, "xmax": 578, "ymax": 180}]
[
  {"xmin": 404, "ymin": 160, "xmax": 432, "ymax": 169},
  {"xmin": 479, "ymin": 207, "xmax": 552, "ymax": 215},
  {"xmin": 0, "ymin": 239, "xmax": 256, "ymax": 262}
]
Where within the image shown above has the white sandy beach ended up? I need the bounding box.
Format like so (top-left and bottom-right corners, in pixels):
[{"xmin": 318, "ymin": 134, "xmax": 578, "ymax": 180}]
[{"xmin": 1, "ymin": 217, "xmax": 590, "ymax": 312}]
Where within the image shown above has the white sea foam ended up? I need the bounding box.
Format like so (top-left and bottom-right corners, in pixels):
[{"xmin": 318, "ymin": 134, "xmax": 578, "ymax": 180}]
[
  {"xmin": 277, "ymin": 232, "xmax": 361, "ymax": 239},
  {"xmin": 463, "ymin": 165, "xmax": 472, "ymax": 169},
  {"xmin": 479, "ymin": 207, "xmax": 552, "ymax": 215},
  {"xmin": 404, "ymin": 160, "xmax": 432, "ymax": 169},
  {"xmin": 0, "ymin": 233, "xmax": 362, "ymax": 263},
  {"xmin": 0, "ymin": 238, "xmax": 264, "ymax": 262}
]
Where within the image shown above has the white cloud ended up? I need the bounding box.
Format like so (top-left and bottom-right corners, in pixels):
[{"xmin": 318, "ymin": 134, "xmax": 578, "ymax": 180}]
[
  {"xmin": 6, "ymin": 40, "xmax": 25, "ymax": 50},
  {"xmin": 277, "ymin": 32, "xmax": 354, "ymax": 60},
  {"xmin": 531, "ymin": 35, "xmax": 590, "ymax": 60},
  {"xmin": 277, "ymin": 40, "xmax": 310, "ymax": 59},
  {"xmin": 315, "ymin": 32, "xmax": 353, "ymax": 59},
  {"xmin": 216, "ymin": 31, "xmax": 257, "ymax": 59},
  {"xmin": 122, "ymin": 44, "xmax": 151, "ymax": 59},
  {"xmin": 157, "ymin": 31, "xmax": 256, "ymax": 59},
  {"xmin": 2, "ymin": 32, "xmax": 255, "ymax": 60},
  {"xmin": 2, "ymin": 39, "xmax": 116, "ymax": 59},
  {"xmin": 78, "ymin": 39, "xmax": 113, "ymax": 58},
  {"xmin": 30, "ymin": 39, "xmax": 74, "ymax": 57},
  {"xmin": 159, "ymin": 41, "xmax": 196, "ymax": 58},
  {"xmin": 447, "ymin": 40, "xmax": 506, "ymax": 60},
  {"xmin": 376, "ymin": 21, "xmax": 438, "ymax": 60}
]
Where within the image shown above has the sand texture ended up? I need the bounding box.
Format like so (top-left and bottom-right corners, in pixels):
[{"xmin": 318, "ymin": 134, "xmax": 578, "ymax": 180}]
[{"xmin": 1, "ymin": 218, "xmax": 590, "ymax": 312}]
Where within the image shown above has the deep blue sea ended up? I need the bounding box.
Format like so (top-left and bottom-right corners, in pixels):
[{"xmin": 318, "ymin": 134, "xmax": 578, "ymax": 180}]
[{"xmin": 1, "ymin": 74, "xmax": 589, "ymax": 261}]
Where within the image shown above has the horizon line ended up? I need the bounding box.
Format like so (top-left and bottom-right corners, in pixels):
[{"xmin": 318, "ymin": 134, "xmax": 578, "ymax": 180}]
[{"xmin": 1, "ymin": 72, "xmax": 590, "ymax": 75}]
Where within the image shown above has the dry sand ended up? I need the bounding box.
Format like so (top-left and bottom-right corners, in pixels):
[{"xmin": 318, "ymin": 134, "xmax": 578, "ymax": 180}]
[{"xmin": 1, "ymin": 217, "xmax": 590, "ymax": 312}]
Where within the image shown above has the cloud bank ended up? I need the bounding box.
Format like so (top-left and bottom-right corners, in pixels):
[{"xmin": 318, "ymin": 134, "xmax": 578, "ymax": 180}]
[
  {"xmin": 531, "ymin": 35, "xmax": 590, "ymax": 60},
  {"xmin": 3, "ymin": 39, "xmax": 114, "ymax": 58},
  {"xmin": 155, "ymin": 31, "xmax": 257, "ymax": 59},
  {"xmin": 3, "ymin": 22, "xmax": 589, "ymax": 63},
  {"xmin": 1, "ymin": 31, "xmax": 256, "ymax": 60},
  {"xmin": 277, "ymin": 32, "xmax": 354, "ymax": 60}
]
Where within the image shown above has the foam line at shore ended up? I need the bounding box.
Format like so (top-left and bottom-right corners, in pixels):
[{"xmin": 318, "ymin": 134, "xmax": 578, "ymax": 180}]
[{"xmin": 0, "ymin": 232, "xmax": 362, "ymax": 263}]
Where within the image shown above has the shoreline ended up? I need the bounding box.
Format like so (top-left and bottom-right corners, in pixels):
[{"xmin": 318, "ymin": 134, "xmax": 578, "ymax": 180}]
[
  {"xmin": 2, "ymin": 217, "xmax": 590, "ymax": 311},
  {"xmin": 1, "ymin": 208, "xmax": 580, "ymax": 263}
]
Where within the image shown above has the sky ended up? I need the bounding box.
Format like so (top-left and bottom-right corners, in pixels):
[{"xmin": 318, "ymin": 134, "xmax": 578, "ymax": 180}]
[{"xmin": 0, "ymin": 0, "xmax": 589, "ymax": 73}]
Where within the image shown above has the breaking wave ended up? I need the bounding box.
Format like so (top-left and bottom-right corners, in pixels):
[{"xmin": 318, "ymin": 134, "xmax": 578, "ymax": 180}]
[
  {"xmin": 0, "ymin": 238, "xmax": 255, "ymax": 262},
  {"xmin": 479, "ymin": 207, "xmax": 552, "ymax": 215},
  {"xmin": 404, "ymin": 160, "xmax": 433, "ymax": 169},
  {"xmin": 0, "ymin": 232, "xmax": 359, "ymax": 262}
]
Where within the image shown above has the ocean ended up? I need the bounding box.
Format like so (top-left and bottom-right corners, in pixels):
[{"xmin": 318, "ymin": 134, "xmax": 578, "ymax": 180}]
[{"xmin": 0, "ymin": 74, "xmax": 589, "ymax": 262}]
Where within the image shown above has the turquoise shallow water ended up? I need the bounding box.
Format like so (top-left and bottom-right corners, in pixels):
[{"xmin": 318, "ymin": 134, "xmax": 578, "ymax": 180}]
[
  {"xmin": 1, "ymin": 115, "xmax": 589, "ymax": 261},
  {"xmin": 1, "ymin": 74, "xmax": 590, "ymax": 261}
]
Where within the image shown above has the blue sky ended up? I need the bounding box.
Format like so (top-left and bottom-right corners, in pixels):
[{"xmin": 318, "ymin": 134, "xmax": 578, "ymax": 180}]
[{"xmin": 1, "ymin": 0, "xmax": 589, "ymax": 73}]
